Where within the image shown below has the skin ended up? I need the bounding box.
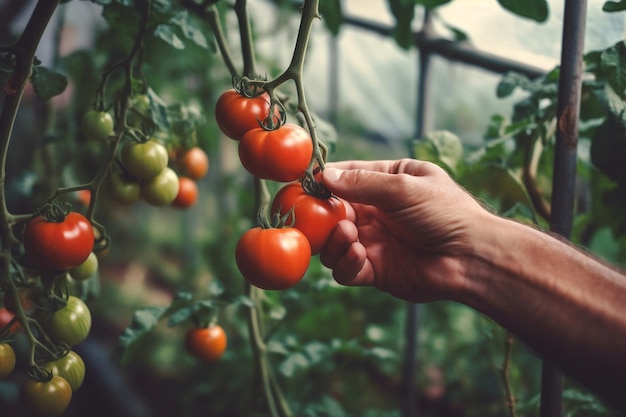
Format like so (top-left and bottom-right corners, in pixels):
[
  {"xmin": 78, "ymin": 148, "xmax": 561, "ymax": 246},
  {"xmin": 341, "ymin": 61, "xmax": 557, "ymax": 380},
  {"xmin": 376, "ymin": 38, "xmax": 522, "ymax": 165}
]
[{"xmin": 319, "ymin": 159, "xmax": 626, "ymax": 411}]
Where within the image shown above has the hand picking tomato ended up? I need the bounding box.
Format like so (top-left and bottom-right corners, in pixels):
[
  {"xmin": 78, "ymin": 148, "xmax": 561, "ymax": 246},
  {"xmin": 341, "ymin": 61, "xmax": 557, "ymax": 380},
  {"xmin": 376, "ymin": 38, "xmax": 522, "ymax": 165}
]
[
  {"xmin": 41, "ymin": 350, "xmax": 86, "ymax": 391},
  {"xmin": 236, "ymin": 227, "xmax": 311, "ymax": 290},
  {"xmin": 215, "ymin": 89, "xmax": 273, "ymax": 140},
  {"xmin": 121, "ymin": 139, "xmax": 169, "ymax": 180},
  {"xmin": 178, "ymin": 146, "xmax": 209, "ymax": 180},
  {"xmin": 44, "ymin": 296, "xmax": 92, "ymax": 346},
  {"xmin": 81, "ymin": 110, "xmax": 114, "ymax": 141},
  {"xmin": 271, "ymin": 182, "xmax": 346, "ymax": 255},
  {"xmin": 21, "ymin": 375, "xmax": 72, "ymax": 417},
  {"xmin": 0, "ymin": 343, "xmax": 16, "ymax": 378},
  {"xmin": 171, "ymin": 176, "xmax": 198, "ymax": 209},
  {"xmin": 141, "ymin": 167, "xmax": 180, "ymax": 206},
  {"xmin": 23, "ymin": 210, "xmax": 94, "ymax": 272},
  {"xmin": 238, "ymin": 124, "xmax": 313, "ymax": 182},
  {"xmin": 185, "ymin": 325, "xmax": 227, "ymax": 362}
]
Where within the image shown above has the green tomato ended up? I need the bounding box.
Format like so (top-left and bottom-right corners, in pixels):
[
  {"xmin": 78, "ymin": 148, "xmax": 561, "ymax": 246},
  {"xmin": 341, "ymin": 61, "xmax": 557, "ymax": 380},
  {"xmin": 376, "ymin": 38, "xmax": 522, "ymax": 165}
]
[
  {"xmin": 0, "ymin": 343, "xmax": 16, "ymax": 378},
  {"xmin": 41, "ymin": 350, "xmax": 85, "ymax": 391},
  {"xmin": 69, "ymin": 252, "xmax": 98, "ymax": 281},
  {"xmin": 81, "ymin": 110, "xmax": 114, "ymax": 141},
  {"xmin": 108, "ymin": 167, "xmax": 141, "ymax": 204},
  {"xmin": 121, "ymin": 139, "xmax": 168, "ymax": 180},
  {"xmin": 45, "ymin": 296, "xmax": 92, "ymax": 346},
  {"xmin": 141, "ymin": 167, "xmax": 179, "ymax": 206},
  {"xmin": 21, "ymin": 375, "xmax": 72, "ymax": 417}
]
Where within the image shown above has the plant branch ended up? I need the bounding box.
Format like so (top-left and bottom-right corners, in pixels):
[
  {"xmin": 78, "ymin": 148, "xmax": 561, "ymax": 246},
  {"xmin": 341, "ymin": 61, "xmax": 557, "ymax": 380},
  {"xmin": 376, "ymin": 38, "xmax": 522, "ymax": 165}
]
[
  {"xmin": 234, "ymin": 0, "xmax": 257, "ymax": 77},
  {"xmin": 501, "ymin": 333, "xmax": 517, "ymax": 417}
]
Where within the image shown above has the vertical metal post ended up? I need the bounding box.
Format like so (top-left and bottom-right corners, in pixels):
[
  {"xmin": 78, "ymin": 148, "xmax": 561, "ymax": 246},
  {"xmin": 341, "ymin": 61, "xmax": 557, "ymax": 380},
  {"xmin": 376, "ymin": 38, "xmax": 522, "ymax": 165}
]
[
  {"xmin": 328, "ymin": 30, "xmax": 340, "ymax": 127},
  {"xmin": 401, "ymin": 10, "xmax": 433, "ymax": 417},
  {"xmin": 541, "ymin": 0, "xmax": 587, "ymax": 416}
]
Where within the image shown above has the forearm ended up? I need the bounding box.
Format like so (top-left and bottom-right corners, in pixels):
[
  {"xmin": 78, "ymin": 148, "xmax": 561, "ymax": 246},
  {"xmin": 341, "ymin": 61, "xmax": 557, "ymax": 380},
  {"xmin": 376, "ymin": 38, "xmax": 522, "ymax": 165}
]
[{"xmin": 458, "ymin": 215, "xmax": 626, "ymax": 410}]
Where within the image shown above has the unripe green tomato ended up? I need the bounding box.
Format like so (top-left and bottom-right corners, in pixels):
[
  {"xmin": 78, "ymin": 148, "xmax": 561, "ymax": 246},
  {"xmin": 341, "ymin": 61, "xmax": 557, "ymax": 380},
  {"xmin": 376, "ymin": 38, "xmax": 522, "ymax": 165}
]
[
  {"xmin": 0, "ymin": 343, "xmax": 16, "ymax": 378},
  {"xmin": 142, "ymin": 167, "xmax": 179, "ymax": 206},
  {"xmin": 81, "ymin": 110, "xmax": 114, "ymax": 141},
  {"xmin": 108, "ymin": 168, "xmax": 141, "ymax": 204},
  {"xmin": 121, "ymin": 140, "xmax": 169, "ymax": 180},
  {"xmin": 69, "ymin": 252, "xmax": 98, "ymax": 281},
  {"xmin": 41, "ymin": 350, "xmax": 86, "ymax": 391}
]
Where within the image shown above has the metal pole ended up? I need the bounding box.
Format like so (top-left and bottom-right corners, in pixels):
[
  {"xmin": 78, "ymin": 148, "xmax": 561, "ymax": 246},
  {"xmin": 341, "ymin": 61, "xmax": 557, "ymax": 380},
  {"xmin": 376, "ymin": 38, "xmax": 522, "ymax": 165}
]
[{"xmin": 541, "ymin": 0, "xmax": 587, "ymax": 416}]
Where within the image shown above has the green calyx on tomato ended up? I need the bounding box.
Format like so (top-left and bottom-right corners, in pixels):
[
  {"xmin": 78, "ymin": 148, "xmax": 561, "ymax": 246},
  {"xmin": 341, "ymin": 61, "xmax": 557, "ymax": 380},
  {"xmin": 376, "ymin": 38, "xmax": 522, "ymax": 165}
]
[
  {"xmin": 81, "ymin": 110, "xmax": 114, "ymax": 141},
  {"xmin": 238, "ymin": 123, "xmax": 314, "ymax": 182},
  {"xmin": 271, "ymin": 181, "xmax": 346, "ymax": 255},
  {"xmin": 185, "ymin": 325, "xmax": 227, "ymax": 362},
  {"xmin": 120, "ymin": 139, "xmax": 169, "ymax": 180},
  {"xmin": 142, "ymin": 167, "xmax": 179, "ymax": 206},
  {"xmin": 41, "ymin": 350, "xmax": 85, "ymax": 391},
  {"xmin": 23, "ymin": 204, "xmax": 94, "ymax": 272},
  {"xmin": 236, "ymin": 225, "xmax": 311, "ymax": 290},
  {"xmin": 21, "ymin": 375, "xmax": 72, "ymax": 417},
  {"xmin": 44, "ymin": 296, "xmax": 92, "ymax": 346}
]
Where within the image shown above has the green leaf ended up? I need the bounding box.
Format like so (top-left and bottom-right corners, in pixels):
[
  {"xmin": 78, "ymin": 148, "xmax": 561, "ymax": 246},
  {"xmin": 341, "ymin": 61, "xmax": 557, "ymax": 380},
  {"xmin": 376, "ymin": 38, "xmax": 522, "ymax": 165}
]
[
  {"xmin": 600, "ymin": 41, "xmax": 626, "ymax": 96},
  {"xmin": 591, "ymin": 109, "xmax": 626, "ymax": 186},
  {"xmin": 170, "ymin": 11, "xmax": 209, "ymax": 49},
  {"xmin": 319, "ymin": 0, "xmax": 343, "ymax": 35},
  {"xmin": 30, "ymin": 66, "xmax": 68, "ymax": 100},
  {"xmin": 497, "ymin": 0, "xmax": 549, "ymax": 22},
  {"xmin": 114, "ymin": 306, "xmax": 167, "ymax": 363},
  {"xmin": 388, "ymin": 0, "xmax": 416, "ymax": 49},
  {"xmin": 154, "ymin": 24, "xmax": 185, "ymax": 49},
  {"xmin": 413, "ymin": 130, "xmax": 463, "ymax": 174},
  {"xmin": 416, "ymin": 0, "xmax": 453, "ymax": 9},
  {"xmin": 603, "ymin": 0, "xmax": 626, "ymax": 12},
  {"xmin": 496, "ymin": 72, "xmax": 529, "ymax": 98}
]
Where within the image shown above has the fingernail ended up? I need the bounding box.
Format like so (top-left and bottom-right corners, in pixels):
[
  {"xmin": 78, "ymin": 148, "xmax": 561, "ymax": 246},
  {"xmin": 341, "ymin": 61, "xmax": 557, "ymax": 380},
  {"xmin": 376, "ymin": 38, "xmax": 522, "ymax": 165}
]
[{"xmin": 322, "ymin": 168, "xmax": 341, "ymax": 183}]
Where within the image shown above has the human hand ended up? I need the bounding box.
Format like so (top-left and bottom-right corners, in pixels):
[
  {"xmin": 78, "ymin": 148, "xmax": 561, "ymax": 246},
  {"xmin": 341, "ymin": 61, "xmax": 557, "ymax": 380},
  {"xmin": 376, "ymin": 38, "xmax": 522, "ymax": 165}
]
[{"xmin": 319, "ymin": 159, "xmax": 490, "ymax": 303}]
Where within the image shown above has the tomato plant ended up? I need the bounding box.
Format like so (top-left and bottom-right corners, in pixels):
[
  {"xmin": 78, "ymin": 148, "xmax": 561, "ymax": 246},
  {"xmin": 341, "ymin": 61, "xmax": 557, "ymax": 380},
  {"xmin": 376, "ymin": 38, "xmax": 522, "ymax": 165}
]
[
  {"xmin": 215, "ymin": 89, "xmax": 273, "ymax": 140},
  {"xmin": 80, "ymin": 110, "xmax": 114, "ymax": 141},
  {"xmin": 185, "ymin": 325, "xmax": 227, "ymax": 362},
  {"xmin": 271, "ymin": 182, "xmax": 346, "ymax": 255},
  {"xmin": 21, "ymin": 375, "xmax": 72, "ymax": 417},
  {"xmin": 23, "ymin": 210, "xmax": 95, "ymax": 272},
  {"xmin": 178, "ymin": 146, "xmax": 209, "ymax": 180},
  {"xmin": 69, "ymin": 252, "xmax": 98, "ymax": 281},
  {"xmin": 141, "ymin": 167, "xmax": 180, "ymax": 206},
  {"xmin": 120, "ymin": 139, "xmax": 169, "ymax": 180},
  {"xmin": 41, "ymin": 350, "xmax": 86, "ymax": 391},
  {"xmin": 238, "ymin": 124, "xmax": 314, "ymax": 182},
  {"xmin": 235, "ymin": 227, "xmax": 311, "ymax": 290},
  {"xmin": 0, "ymin": 343, "xmax": 16, "ymax": 378},
  {"xmin": 171, "ymin": 176, "xmax": 198, "ymax": 209},
  {"xmin": 44, "ymin": 296, "xmax": 92, "ymax": 347}
]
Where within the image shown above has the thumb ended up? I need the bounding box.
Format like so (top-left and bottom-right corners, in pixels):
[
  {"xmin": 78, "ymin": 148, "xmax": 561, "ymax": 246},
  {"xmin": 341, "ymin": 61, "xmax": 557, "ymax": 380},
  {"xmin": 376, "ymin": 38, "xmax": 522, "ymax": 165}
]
[{"xmin": 321, "ymin": 167, "xmax": 405, "ymax": 210}]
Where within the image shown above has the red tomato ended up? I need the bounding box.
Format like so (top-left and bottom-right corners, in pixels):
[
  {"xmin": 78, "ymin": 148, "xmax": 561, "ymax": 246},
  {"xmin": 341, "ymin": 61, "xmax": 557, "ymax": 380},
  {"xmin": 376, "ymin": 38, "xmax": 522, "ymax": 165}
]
[
  {"xmin": 235, "ymin": 227, "xmax": 311, "ymax": 290},
  {"xmin": 171, "ymin": 176, "xmax": 199, "ymax": 209},
  {"xmin": 0, "ymin": 308, "xmax": 20, "ymax": 334},
  {"xmin": 238, "ymin": 124, "xmax": 313, "ymax": 182},
  {"xmin": 271, "ymin": 182, "xmax": 346, "ymax": 255},
  {"xmin": 178, "ymin": 147, "xmax": 209, "ymax": 180},
  {"xmin": 23, "ymin": 212, "xmax": 94, "ymax": 271},
  {"xmin": 185, "ymin": 325, "xmax": 227, "ymax": 362},
  {"xmin": 215, "ymin": 89, "xmax": 273, "ymax": 140}
]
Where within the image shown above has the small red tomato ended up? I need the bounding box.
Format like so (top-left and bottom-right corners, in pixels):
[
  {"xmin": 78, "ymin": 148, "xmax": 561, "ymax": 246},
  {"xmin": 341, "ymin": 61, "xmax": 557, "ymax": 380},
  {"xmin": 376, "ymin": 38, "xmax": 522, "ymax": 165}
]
[
  {"xmin": 23, "ymin": 212, "xmax": 94, "ymax": 271},
  {"xmin": 235, "ymin": 227, "xmax": 311, "ymax": 290},
  {"xmin": 238, "ymin": 124, "xmax": 313, "ymax": 182},
  {"xmin": 171, "ymin": 176, "xmax": 199, "ymax": 209},
  {"xmin": 271, "ymin": 182, "xmax": 346, "ymax": 255},
  {"xmin": 215, "ymin": 89, "xmax": 276, "ymax": 141},
  {"xmin": 185, "ymin": 325, "xmax": 227, "ymax": 362},
  {"xmin": 0, "ymin": 308, "xmax": 20, "ymax": 334},
  {"xmin": 178, "ymin": 147, "xmax": 209, "ymax": 180}
]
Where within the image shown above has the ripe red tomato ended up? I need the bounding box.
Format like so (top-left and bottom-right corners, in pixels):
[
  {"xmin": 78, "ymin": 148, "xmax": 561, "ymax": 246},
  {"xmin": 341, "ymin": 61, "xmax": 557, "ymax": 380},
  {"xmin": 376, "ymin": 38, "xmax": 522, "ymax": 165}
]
[
  {"xmin": 41, "ymin": 350, "xmax": 86, "ymax": 391},
  {"xmin": 141, "ymin": 167, "xmax": 179, "ymax": 206},
  {"xmin": 0, "ymin": 307, "xmax": 20, "ymax": 334},
  {"xmin": 44, "ymin": 296, "xmax": 92, "ymax": 346},
  {"xmin": 121, "ymin": 139, "xmax": 168, "ymax": 180},
  {"xmin": 215, "ymin": 89, "xmax": 273, "ymax": 140},
  {"xmin": 171, "ymin": 176, "xmax": 198, "ymax": 209},
  {"xmin": 238, "ymin": 124, "xmax": 313, "ymax": 182},
  {"xmin": 185, "ymin": 325, "xmax": 227, "ymax": 362},
  {"xmin": 235, "ymin": 227, "xmax": 311, "ymax": 290},
  {"xmin": 178, "ymin": 146, "xmax": 209, "ymax": 180},
  {"xmin": 23, "ymin": 212, "xmax": 94, "ymax": 271},
  {"xmin": 271, "ymin": 182, "xmax": 346, "ymax": 255},
  {"xmin": 0, "ymin": 343, "xmax": 16, "ymax": 378},
  {"xmin": 21, "ymin": 375, "xmax": 72, "ymax": 417}
]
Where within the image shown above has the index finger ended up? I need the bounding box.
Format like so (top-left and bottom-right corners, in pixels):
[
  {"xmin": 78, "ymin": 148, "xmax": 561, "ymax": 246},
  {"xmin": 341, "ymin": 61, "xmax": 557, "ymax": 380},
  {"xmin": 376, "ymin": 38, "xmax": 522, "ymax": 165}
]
[{"xmin": 325, "ymin": 158, "xmax": 444, "ymax": 177}]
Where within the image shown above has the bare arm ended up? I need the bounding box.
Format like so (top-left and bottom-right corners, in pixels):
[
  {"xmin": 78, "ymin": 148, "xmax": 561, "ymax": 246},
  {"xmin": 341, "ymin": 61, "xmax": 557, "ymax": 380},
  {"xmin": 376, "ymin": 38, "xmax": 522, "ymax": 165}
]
[{"xmin": 319, "ymin": 159, "xmax": 626, "ymax": 411}]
